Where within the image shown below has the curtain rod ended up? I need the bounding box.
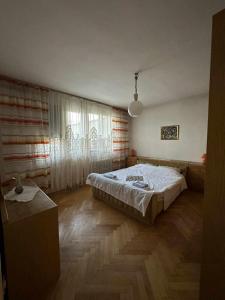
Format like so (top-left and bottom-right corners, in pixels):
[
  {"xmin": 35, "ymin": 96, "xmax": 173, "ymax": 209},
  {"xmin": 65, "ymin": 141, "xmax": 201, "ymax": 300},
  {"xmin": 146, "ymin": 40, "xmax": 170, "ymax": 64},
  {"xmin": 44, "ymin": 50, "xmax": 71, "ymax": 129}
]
[{"xmin": 0, "ymin": 74, "xmax": 127, "ymax": 113}]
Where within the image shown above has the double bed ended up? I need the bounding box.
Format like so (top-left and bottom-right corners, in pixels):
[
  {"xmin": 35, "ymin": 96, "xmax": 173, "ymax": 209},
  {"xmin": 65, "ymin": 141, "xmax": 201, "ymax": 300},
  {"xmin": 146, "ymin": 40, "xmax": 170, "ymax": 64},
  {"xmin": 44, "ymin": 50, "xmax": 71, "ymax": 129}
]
[{"xmin": 86, "ymin": 163, "xmax": 187, "ymax": 224}]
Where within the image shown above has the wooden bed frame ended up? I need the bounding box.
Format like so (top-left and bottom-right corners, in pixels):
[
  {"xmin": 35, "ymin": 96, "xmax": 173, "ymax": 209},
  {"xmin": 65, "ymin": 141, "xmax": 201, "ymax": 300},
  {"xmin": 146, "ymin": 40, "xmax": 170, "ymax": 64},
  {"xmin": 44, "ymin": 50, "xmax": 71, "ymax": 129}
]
[
  {"xmin": 92, "ymin": 187, "xmax": 163, "ymax": 224},
  {"xmin": 92, "ymin": 157, "xmax": 205, "ymax": 224}
]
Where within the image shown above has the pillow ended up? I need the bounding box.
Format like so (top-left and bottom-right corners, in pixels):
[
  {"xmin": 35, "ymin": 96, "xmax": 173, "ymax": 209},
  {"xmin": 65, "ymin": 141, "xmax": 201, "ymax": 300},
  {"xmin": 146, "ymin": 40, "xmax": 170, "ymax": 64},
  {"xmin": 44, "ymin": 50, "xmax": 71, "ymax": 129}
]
[
  {"xmin": 157, "ymin": 165, "xmax": 181, "ymax": 176},
  {"xmin": 157, "ymin": 165, "xmax": 187, "ymax": 177},
  {"xmin": 136, "ymin": 162, "xmax": 155, "ymax": 167}
]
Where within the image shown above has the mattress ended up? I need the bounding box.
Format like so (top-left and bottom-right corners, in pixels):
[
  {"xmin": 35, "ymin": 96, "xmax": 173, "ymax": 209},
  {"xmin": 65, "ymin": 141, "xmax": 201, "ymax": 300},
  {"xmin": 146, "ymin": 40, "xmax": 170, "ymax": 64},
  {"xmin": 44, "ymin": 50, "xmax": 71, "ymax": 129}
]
[{"xmin": 86, "ymin": 164, "xmax": 187, "ymax": 216}]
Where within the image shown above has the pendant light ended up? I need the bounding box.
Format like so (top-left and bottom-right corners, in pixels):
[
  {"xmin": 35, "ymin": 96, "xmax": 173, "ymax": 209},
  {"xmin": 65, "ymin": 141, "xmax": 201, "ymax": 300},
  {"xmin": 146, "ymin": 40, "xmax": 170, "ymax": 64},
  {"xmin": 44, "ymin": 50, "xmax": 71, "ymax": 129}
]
[{"xmin": 128, "ymin": 72, "xmax": 143, "ymax": 117}]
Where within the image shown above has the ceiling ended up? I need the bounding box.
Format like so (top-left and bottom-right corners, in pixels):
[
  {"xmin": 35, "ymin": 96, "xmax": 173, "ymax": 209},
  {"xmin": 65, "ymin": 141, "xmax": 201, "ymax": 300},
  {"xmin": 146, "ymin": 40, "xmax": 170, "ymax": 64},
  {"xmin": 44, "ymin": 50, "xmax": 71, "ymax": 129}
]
[{"xmin": 0, "ymin": 0, "xmax": 224, "ymax": 108}]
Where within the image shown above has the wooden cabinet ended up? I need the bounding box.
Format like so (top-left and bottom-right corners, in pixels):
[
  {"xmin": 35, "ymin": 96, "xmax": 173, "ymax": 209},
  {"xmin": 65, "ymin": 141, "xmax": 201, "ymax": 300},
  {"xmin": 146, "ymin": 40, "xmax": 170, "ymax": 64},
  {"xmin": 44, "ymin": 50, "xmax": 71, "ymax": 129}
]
[
  {"xmin": 186, "ymin": 164, "xmax": 205, "ymax": 192},
  {"xmin": 200, "ymin": 9, "xmax": 225, "ymax": 299},
  {"xmin": 0, "ymin": 187, "xmax": 60, "ymax": 300},
  {"xmin": 127, "ymin": 156, "xmax": 137, "ymax": 167}
]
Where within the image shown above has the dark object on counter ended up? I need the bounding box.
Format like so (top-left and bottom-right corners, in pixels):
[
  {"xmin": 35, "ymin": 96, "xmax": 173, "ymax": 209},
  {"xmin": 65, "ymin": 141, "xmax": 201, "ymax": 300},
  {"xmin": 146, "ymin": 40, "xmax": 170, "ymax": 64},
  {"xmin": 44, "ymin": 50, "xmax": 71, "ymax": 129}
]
[{"xmin": 15, "ymin": 185, "xmax": 23, "ymax": 194}]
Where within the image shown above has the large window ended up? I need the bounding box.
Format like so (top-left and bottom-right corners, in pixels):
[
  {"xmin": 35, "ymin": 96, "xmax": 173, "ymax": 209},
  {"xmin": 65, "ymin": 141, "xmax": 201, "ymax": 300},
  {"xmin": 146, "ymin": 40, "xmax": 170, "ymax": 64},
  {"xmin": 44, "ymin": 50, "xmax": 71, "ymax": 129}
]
[
  {"xmin": 66, "ymin": 110, "xmax": 112, "ymax": 160},
  {"xmin": 48, "ymin": 93, "xmax": 113, "ymax": 190}
]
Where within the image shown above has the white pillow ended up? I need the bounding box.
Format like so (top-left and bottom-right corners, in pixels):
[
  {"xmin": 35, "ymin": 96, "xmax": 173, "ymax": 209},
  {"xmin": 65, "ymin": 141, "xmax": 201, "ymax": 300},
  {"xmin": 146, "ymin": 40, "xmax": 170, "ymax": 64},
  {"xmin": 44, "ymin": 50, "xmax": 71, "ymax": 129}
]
[
  {"xmin": 134, "ymin": 163, "xmax": 155, "ymax": 167},
  {"xmin": 157, "ymin": 165, "xmax": 181, "ymax": 176}
]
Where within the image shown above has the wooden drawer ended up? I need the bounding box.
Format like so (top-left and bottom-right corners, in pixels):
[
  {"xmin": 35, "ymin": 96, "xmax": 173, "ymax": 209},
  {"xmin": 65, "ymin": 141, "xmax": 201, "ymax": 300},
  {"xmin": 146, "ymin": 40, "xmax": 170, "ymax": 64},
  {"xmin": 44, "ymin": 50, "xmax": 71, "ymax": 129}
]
[{"xmin": 1, "ymin": 188, "xmax": 60, "ymax": 300}]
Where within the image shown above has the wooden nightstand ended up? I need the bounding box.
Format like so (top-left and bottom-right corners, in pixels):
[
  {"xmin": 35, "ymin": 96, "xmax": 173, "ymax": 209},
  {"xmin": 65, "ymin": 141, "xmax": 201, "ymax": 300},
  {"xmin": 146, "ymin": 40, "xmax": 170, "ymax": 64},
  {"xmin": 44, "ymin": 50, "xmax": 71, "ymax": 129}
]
[
  {"xmin": 127, "ymin": 156, "xmax": 137, "ymax": 167},
  {"xmin": 0, "ymin": 185, "xmax": 60, "ymax": 300}
]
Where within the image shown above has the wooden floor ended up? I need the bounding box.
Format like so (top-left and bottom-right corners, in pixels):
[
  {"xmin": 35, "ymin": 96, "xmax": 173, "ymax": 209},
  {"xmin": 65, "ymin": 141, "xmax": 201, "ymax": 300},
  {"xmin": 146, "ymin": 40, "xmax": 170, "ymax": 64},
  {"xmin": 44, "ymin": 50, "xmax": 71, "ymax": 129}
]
[{"xmin": 47, "ymin": 186, "xmax": 203, "ymax": 300}]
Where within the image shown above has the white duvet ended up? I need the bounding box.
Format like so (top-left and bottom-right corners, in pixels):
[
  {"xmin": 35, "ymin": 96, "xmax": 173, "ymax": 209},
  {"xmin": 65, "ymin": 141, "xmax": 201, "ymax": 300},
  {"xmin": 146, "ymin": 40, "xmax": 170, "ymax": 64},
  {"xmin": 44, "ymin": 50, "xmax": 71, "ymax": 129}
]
[{"xmin": 86, "ymin": 164, "xmax": 187, "ymax": 216}]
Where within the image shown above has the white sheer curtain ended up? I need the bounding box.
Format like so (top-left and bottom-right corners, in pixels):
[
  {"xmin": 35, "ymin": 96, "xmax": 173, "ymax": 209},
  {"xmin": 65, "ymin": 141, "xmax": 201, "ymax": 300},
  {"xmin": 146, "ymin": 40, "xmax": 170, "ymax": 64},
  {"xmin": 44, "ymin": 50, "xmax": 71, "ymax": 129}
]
[{"xmin": 48, "ymin": 91, "xmax": 112, "ymax": 192}]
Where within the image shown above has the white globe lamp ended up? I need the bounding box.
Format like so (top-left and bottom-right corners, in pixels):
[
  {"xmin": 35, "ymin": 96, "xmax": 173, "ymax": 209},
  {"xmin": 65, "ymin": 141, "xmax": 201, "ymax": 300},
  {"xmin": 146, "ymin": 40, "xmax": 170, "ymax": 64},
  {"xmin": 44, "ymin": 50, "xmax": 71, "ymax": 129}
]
[{"xmin": 128, "ymin": 73, "xmax": 143, "ymax": 117}]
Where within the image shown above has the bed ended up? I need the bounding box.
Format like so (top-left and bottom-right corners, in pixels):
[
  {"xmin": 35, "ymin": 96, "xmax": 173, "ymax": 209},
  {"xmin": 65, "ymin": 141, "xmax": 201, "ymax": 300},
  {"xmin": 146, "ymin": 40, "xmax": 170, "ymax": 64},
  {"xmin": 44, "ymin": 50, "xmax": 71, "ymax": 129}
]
[{"xmin": 86, "ymin": 164, "xmax": 187, "ymax": 224}]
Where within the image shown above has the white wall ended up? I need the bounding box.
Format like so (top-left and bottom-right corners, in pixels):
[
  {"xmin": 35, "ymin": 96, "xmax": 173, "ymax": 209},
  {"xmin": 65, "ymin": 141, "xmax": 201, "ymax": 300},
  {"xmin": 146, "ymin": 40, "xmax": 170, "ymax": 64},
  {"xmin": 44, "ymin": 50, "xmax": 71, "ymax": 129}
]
[{"xmin": 131, "ymin": 95, "xmax": 208, "ymax": 162}]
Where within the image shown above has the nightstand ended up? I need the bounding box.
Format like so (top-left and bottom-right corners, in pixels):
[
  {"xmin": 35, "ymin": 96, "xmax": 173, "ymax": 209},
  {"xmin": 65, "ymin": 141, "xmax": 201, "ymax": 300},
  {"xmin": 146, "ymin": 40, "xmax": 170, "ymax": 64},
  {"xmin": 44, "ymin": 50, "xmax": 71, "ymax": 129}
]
[
  {"xmin": 127, "ymin": 156, "xmax": 137, "ymax": 167},
  {"xmin": 0, "ymin": 184, "xmax": 60, "ymax": 300}
]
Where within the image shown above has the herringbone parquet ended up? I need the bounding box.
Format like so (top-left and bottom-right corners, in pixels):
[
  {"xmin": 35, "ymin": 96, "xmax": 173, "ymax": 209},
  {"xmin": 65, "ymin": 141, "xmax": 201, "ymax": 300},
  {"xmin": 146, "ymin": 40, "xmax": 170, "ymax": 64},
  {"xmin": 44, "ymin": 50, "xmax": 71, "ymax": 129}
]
[{"xmin": 47, "ymin": 186, "xmax": 202, "ymax": 300}]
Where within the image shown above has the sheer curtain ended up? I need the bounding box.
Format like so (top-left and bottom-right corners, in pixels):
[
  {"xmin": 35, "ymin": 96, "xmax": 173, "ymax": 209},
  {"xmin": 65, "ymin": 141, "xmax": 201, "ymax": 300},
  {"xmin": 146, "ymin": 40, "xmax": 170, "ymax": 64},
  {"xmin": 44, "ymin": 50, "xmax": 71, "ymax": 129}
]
[
  {"xmin": 0, "ymin": 80, "xmax": 50, "ymax": 188},
  {"xmin": 48, "ymin": 91, "xmax": 112, "ymax": 192}
]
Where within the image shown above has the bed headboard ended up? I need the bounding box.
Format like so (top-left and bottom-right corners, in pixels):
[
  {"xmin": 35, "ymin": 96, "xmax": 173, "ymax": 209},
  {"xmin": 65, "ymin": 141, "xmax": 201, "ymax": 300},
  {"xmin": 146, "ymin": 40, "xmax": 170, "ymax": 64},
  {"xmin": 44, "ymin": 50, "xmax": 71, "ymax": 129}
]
[{"xmin": 137, "ymin": 156, "xmax": 205, "ymax": 192}]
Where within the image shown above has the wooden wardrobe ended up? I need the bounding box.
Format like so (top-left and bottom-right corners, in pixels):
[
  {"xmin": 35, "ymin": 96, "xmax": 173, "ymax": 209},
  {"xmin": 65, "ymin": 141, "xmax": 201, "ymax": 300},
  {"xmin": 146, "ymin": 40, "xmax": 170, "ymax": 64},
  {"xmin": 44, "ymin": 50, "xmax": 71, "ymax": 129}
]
[{"xmin": 200, "ymin": 8, "xmax": 225, "ymax": 300}]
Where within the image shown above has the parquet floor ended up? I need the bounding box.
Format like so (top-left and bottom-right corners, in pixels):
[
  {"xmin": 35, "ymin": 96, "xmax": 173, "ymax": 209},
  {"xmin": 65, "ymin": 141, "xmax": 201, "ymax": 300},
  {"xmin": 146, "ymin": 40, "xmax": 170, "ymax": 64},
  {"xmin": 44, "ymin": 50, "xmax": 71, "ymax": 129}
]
[{"xmin": 47, "ymin": 186, "xmax": 203, "ymax": 300}]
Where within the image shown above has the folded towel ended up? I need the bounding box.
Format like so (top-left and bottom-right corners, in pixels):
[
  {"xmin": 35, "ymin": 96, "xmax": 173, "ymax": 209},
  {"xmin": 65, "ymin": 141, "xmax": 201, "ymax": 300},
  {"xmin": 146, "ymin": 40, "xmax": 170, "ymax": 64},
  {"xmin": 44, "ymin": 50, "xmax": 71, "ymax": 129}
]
[
  {"xmin": 126, "ymin": 175, "xmax": 144, "ymax": 181},
  {"xmin": 104, "ymin": 173, "xmax": 117, "ymax": 180},
  {"xmin": 133, "ymin": 182, "xmax": 149, "ymax": 189}
]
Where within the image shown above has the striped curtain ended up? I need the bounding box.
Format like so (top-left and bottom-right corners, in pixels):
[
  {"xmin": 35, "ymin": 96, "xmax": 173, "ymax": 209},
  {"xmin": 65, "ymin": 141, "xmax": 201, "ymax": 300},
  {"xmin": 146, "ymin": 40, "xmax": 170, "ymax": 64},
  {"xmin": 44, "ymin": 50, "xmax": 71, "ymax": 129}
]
[
  {"xmin": 0, "ymin": 80, "xmax": 50, "ymax": 189},
  {"xmin": 112, "ymin": 108, "xmax": 130, "ymax": 170}
]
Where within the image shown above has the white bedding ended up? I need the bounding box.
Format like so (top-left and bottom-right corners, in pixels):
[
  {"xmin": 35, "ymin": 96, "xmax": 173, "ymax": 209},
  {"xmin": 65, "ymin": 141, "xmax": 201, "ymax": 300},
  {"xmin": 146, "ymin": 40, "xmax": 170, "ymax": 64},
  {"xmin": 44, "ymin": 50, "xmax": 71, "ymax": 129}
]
[{"xmin": 86, "ymin": 164, "xmax": 187, "ymax": 216}]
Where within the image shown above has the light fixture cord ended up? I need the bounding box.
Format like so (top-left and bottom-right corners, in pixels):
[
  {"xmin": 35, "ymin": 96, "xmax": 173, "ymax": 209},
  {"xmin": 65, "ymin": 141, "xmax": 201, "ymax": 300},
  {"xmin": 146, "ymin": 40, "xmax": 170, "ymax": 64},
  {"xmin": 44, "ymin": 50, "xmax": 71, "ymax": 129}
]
[
  {"xmin": 134, "ymin": 72, "xmax": 138, "ymax": 94},
  {"xmin": 133, "ymin": 72, "xmax": 139, "ymax": 101}
]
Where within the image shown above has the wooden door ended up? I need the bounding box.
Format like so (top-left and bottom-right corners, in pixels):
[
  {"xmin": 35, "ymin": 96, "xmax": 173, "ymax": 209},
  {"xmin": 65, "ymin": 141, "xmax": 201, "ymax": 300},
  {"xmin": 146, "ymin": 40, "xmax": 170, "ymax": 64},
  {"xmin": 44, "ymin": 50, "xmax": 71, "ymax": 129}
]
[{"xmin": 200, "ymin": 8, "xmax": 225, "ymax": 300}]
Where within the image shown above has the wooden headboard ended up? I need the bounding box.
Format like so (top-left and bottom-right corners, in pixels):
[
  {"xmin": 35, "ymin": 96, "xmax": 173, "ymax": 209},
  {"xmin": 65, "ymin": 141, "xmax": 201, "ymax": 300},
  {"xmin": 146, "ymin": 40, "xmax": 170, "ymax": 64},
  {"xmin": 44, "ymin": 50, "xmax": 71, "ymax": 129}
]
[{"xmin": 137, "ymin": 156, "xmax": 205, "ymax": 192}]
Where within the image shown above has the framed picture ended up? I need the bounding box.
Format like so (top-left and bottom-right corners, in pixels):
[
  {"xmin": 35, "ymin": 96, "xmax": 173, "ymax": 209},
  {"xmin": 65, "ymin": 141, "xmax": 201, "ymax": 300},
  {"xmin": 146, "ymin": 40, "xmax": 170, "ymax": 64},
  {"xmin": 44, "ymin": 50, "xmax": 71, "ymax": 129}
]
[{"xmin": 161, "ymin": 125, "xmax": 179, "ymax": 140}]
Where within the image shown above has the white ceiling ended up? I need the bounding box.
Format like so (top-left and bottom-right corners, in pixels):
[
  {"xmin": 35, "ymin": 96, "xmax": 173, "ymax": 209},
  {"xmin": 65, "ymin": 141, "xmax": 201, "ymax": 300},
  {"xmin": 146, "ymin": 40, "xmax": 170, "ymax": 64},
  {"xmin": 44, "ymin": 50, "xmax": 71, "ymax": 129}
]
[{"xmin": 0, "ymin": 0, "xmax": 224, "ymax": 108}]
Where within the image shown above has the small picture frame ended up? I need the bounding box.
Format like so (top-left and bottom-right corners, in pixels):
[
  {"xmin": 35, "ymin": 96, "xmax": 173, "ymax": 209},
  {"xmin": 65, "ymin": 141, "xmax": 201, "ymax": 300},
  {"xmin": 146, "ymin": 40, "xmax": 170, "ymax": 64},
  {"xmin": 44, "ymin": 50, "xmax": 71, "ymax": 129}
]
[{"xmin": 161, "ymin": 125, "xmax": 179, "ymax": 140}]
